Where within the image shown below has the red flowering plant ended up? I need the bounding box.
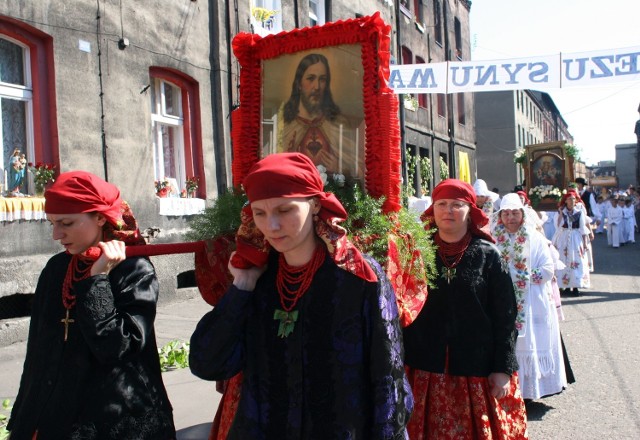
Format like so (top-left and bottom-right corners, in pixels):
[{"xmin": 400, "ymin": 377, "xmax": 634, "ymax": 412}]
[
  {"xmin": 29, "ymin": 162, "xmax": 56, "ymax": 195},
  {"xmin": 154, "ymin": 178, "xmax": 170, "ymax": 197},
  {"xmin": 185, "ymin": 176, "xmax": 199, "ymax": 196}
]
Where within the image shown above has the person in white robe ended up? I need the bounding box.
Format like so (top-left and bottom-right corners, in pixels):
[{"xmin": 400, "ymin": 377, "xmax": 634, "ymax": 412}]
[
  {"xmin": 472, "ymin": 178, "xmax": 499, "ymax": 216},
  {"xmin": 552, "ymin": 189, "xmax": 591, "ymax": 295},
  {"xmin": 606, "ymin": 198, "xmax": 623, "ymax": 248},
  {"xmin": 491, "ymin": 193, "xmax": 568, "ymax": 400}
]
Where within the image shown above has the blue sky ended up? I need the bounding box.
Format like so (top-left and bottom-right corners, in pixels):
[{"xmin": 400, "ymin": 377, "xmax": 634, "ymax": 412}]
[{"xmin": 470, "ymin": 0, "xmax": 640, "ymax": 166}]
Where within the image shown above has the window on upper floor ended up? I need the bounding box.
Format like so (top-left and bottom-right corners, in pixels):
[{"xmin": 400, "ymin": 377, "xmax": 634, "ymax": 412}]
[
  {"xmin": 251, "ymin": 0, "xmax": 283, "ymax": 36},
  {"xmin": 433, "ymin": 0, "xmax": 442, "ymax": 45},
  {"xmin": 1, "ymin": 19, "xmax": 57, "ymax": 196},
  {"xmin": 518, "ymin": 124, "xmax": 522, "ymax": 146},
  {"xmin": 399, "ymin": 0, "xmax": 411, "ymax": 18},
  {"xmin": 149, "ymin": 68, "xmax": 204, "ymax": 198},
  {"xmin": 437, "ymin": 93, "xmax": 446, "ymax": 117},
  {"xmin": 414, "ymin": 0, "xmax": 424, "ymax": 23},
  {"xmin": 457, "ymin": 93, "xmax": 465, "ymax": 125},
  {"xmin": 402, "ymin": 45, "xmax": 413, "ymax": 65},
  {"xmin": 401, "ymin": 46, "xmax": 418, "ymax": 111},
  {"xmin": 309, "ymin": 0, "xmax": 325, "ymax": 26},
  {"xmin": 454, "ymin": 17, "xmax": 462, "ymax": 59},
  {"xmin": 415, "ymin": 56, "xmax": 428, "ymax": 108}
]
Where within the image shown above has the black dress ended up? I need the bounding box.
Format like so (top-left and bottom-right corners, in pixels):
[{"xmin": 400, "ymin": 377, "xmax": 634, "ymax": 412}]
[
  {"xmin": 403, "ymin": 237, "xmax": 519, "ymax": 377},
  {"xmin": 8, "ymin": 252, "xmax": 175, "ymax": 440},
  {"xmin": 190, "ymin": 251, "xmax": 413, "ymax": 439}
]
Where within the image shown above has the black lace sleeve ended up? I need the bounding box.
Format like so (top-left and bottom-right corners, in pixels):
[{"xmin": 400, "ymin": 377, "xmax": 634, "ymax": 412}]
[{"xmin": 73, "ymin": 257, "xmax": 159, "ymax": 363}]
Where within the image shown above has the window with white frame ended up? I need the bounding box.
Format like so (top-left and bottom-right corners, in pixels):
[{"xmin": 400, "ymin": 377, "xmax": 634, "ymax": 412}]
[
  {"xmin": 309, "ymin": 0, "xmax": 325, "ymax": 26},
  {"xmin": 0, "ymin": 36, "xmax": 34, "ymax": 193},
  {"xmin": 150, "ymin": 78, "xmax": 186, "ymax": 192},
  {"xmin": 251, "ymin": 0, "xmax": 283, "ymax": 36},
  {"xmin": 149, "ymin": 68, "xmax": 204, "ymax": 199}
]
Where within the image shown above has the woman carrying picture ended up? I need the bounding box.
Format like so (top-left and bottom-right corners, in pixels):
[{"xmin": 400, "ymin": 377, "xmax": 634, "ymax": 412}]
[
  {"xmin": 8, "ymin": 171, "xmax": 176, "ymax": 439},
  {"xmin": 189, "ymin": 153, "xmax": 412, "ymax": 439}
]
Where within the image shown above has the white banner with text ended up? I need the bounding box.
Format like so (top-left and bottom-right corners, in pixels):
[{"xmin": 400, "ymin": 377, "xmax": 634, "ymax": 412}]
[{"xmin": 389, "ymin": 46, "xmax": 640, "ymax": 94}]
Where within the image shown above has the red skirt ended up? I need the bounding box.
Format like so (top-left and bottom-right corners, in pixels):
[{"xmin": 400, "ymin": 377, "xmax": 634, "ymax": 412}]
[
  {"xmin": 406, "ymin": 368, "xmax": 528, "ymax": 440},
  {"xmin": 209, "ymin": 373, "xmax": 243, "ymax": 440}
]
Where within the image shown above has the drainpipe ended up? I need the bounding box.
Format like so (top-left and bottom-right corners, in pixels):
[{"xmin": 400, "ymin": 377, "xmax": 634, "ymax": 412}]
[
  {"xmin": 394, "ymin": 0, "xmax": 409, "ymax": 194},
  {"xmin": 443, "ymin": 0, "xmax": 456, "ymax": 178},
  {"xmin": 427, "ymin": 33, "xmax": 434, "ymax": 190}
]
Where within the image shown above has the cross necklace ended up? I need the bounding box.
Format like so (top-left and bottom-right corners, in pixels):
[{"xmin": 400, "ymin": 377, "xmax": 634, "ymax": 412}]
[{"xmin": 60, "ymin": 309, "xmax": 75, "ymax": 342}]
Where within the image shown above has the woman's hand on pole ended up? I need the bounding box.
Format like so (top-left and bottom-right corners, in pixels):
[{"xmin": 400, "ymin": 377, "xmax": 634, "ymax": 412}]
[
  {"xmin": 228, "ymin": 251, "xmax": 267, "ymax": 291},
  {"xmin": 91, "ymin": 240, "xmax": 126, "ymax": 276}
]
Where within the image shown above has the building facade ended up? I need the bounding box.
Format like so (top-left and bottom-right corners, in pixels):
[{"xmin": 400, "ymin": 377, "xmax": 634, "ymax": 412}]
[
  {"xmin": 0, "ymin": 1, "xmax": 229, "ymax": 308},
  {"xmin": 395, "ymin": 0, "xmax": 474, "ymax": 195},
  {"xmin": 615, "ymin": 143, "xmax": 638, "ymax": 188},
  {"xmin": 475, "ymin": 89, "xmax": 572, "ymax": 195},
  {"xmin": 0, "ymin": 1, "xmax": 474, "ymax": 318}
]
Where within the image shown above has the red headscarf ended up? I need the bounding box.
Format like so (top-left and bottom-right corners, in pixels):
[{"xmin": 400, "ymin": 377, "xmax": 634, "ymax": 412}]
[
  {"xmin": 517, "ymin": 190, "xmax": 531, "ymax": 206},
  {"xmin": 45, "ymin": 171, "xmax": 144, "ymax": 246},
  {"xmin": 232, "ymin": 153, "xmax": 377, "ymax": 282},
  {"xmin": 420, "ymin": 178, "xmax": 494, "ymax": 242},
  {"xmin": 559, "ymin": 189, "xmax": 582, "ymax": 208}
]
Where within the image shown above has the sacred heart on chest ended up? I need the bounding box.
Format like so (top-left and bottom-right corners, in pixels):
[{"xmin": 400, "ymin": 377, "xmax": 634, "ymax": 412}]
[
  {"xmin": 299, "ymin": 127, "xmax": 329, "ymax": 159},
  {"xmin": 306, "ymin": 139, "xmax": 323, "ymax": 157}
]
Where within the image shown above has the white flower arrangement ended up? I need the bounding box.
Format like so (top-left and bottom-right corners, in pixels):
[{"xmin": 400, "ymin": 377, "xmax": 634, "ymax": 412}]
[
  {"xmin": 528, "ymin": 185, "xmax": 562, "ymax": 208},
  {"xmin": 316, "ymin": 165, "xmax": 328, "ymax": 185},
  {"xmin": 513, "ymin": 148, "xmax": 527, "ymax": 165},
  {"xmin": 315, "ymin": 165, "xmax": 346, "ymax": 188},
  {"xmin": 332, "ymin": 173, "xmax": 346, "ymax": 187}
]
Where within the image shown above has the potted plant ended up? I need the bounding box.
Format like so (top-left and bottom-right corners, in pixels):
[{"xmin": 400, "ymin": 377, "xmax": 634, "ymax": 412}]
[
  {"xmin": 185, "ymin": 176, "xmax": 199, "ymax": 198},
  {"xmin": 154, "ymin": 179, "xmax": 170, "ymax": 198}
]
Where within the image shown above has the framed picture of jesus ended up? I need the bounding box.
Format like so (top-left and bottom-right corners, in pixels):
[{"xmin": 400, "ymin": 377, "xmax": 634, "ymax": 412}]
[{"xmin": 230, "ymin": 12, "xmax": 402, "ymax": 212}]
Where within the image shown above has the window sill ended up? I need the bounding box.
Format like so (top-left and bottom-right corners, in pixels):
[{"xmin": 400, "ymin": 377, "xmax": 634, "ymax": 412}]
[{"xmin": 157, "ymin": 197, "xmax": 205, "ymax": 216}]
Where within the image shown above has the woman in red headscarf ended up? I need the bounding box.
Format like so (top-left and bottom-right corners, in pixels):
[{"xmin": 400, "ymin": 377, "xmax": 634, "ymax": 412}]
[
  {"xmin": 8, "ymin": 171, "xmax": 176, "ymax": 440},
  {"xmin": 403, "ymin": 179, "xmax": 528, "ymax": 439},
  {"xmin": 189, "ymin": 153, "xmax": 412, "ymax": 439},
  {"xmin": 552, "ymin": 189, "xmax": 591, "ymax": 296}
]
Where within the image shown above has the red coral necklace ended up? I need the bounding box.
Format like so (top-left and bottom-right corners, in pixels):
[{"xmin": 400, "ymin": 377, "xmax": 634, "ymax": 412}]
[
  {"xmin": 434, "ymin": 232, "xmax": 472, "ymax": 284},
  {"xmin": 274, "ymin": 244, "xmax": 326, "ymax": 338},
  {"xmin": 60, "ymin": 250, "xmax": 98, "ymax": 341}
]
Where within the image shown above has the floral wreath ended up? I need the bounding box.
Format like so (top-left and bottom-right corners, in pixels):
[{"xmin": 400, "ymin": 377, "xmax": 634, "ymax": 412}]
[{"xmin": 491, "ymin": 221, "xmax": 531, "ymax": 336}]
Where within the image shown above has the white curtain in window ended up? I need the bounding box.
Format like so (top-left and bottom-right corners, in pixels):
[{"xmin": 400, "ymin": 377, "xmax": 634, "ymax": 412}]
[
  {"xmin": 151, "ymin": 79, "xmax": 185, "ymax": 191},
  {"xmin": 1, "ymin": 37, "xmax": 33, "ymax": 193}
]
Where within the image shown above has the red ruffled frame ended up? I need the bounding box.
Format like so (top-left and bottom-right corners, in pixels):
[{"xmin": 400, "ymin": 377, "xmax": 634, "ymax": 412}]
[{"xmin": 231, "ymin": 12, "xmax": 402, "ymax": 213}]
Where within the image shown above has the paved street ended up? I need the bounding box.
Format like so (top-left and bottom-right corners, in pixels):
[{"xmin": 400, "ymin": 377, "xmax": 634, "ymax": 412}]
[
  {"xmin": 525, "ymin": 233, "xmax": 640, "ymax": 439},
  {"xmin": 1, "ymin": 232, "xmax": 638, "ymax": 438}
]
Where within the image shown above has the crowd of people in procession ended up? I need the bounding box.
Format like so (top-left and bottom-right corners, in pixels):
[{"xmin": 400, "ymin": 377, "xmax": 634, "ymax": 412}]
[{"xmin": 6, "ymin": 155, "xmax": 638, "ymax": 439}]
